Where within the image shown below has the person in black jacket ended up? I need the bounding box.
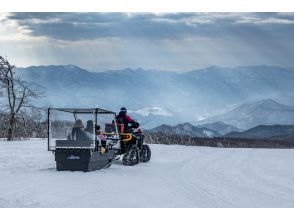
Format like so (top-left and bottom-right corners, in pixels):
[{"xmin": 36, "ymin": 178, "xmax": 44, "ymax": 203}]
[
  {"xmin": 71, "ymin": 119, "xmax": 88, "ymax": 140},
  {"xmin": 84, "ymin": 120, "xmax": 94, "ymax": 140}
]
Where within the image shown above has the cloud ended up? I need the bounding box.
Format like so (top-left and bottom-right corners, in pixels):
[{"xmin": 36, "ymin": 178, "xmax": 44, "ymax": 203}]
[
  {"xmin": 4, "ymin": 12, "xmax": 294, "ymax": 41},
  {"xmin": 2, "ymin": 12, "xmax": 294, "ymax": 71}
]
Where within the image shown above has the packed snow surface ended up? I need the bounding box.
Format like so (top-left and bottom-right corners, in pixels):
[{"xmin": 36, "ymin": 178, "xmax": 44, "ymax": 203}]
[{"xmin": 0, "ymin": 139, "xmax": 293, "ymax": 207}]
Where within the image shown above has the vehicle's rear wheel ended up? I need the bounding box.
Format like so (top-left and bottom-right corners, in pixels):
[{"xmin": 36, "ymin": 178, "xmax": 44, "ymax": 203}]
[
  {"xmin": 122, "ymin": 146, "xmax": 139, "ymax": 166},
  {"xmin": 140, "ymin": 144, "xmax": 151, "ymax": 163}
]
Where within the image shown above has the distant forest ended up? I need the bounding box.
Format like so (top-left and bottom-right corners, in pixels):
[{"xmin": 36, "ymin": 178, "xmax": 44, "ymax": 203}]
[{"xmin": 144, "ymin": 132, "xmax": 294, "ymax": 149}]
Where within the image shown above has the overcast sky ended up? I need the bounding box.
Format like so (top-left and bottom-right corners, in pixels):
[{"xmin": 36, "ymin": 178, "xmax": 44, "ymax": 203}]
[{"xmin": 1, "ymin": 12, "xmax": 294, "ymax": 72}]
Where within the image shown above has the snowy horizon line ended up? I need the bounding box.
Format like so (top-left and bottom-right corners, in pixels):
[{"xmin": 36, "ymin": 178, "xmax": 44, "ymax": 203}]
[{"xmin": 16, "ymin": 63, "xmax": 294, "ymax": 74}]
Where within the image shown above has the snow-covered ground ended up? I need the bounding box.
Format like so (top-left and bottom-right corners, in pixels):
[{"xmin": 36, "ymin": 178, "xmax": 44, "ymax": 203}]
[{"xmin": 0, "ymin": 139, "xmax": 293, "ymax": 208}]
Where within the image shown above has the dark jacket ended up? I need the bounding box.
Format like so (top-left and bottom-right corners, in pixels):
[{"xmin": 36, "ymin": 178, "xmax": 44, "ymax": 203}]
[
  {"xmin": 115, "ymin": 112, "xmax": 139, "ymax": 132},
  {"xmin": 71, "ymin": 127, "xmax": 89, "ymax": 141}
]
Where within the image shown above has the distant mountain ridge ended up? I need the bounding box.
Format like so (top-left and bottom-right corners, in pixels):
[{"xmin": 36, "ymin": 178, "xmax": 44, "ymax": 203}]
[
  {"xmin": 148, "ymin": 123, "xmax": 221, "ymax": 137},
  {"xmin": 225, "ymin": 124, "xmax": 294, "ymax": 140},
  {"xmin": 16, "ymin": 65, "xmax": 294, "ymax": 128},
  {"xmin": 198, "ymin": 99, "xmax": 294, "ymax": 129},
  {"xmin": 148, "ymin": 122, "xmax": 294, "ymax": 141},
  {"xmin": 194, "ymin": 121, "xmax": 243, "ymax": 135}
]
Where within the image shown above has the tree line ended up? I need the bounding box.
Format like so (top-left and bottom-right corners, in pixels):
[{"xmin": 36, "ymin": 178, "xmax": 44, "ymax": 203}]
[{"xmin": 144, "ymin": 132, "xmax": 294, "ymax": 148}]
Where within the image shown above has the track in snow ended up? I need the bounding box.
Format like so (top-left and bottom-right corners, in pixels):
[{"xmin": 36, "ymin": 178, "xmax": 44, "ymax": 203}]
[{"xmin": 0, "ymin": 139, "xmax": 293, "ymax": 207}]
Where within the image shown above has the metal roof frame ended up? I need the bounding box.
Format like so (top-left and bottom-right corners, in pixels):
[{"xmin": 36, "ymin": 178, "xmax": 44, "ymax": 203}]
[{"xmin": 49, "ymin": 108, "xmax": 116, "ymax": 114}]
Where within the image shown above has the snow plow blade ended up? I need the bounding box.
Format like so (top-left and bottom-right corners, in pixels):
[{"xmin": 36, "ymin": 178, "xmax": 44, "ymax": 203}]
[{"xmin": 55, "ymin": 149, "xmax": 114, "ymax": 172}]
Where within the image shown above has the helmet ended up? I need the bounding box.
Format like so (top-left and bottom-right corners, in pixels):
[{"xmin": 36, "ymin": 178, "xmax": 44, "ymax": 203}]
[{"xmin": 120, "ymin": 107, "xmax": 127, "ymax": 113}]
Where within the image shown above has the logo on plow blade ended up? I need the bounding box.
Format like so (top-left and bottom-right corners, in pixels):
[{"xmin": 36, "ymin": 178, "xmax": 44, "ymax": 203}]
[{"xmin": 67, "ymin": 155, "xmax": 80, "ymax": 160}]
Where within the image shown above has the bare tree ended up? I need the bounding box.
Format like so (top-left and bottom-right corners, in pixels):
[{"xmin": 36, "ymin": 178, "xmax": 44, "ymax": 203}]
[{"xmin": 0, "ymin": 56, "xmax": 42, "ymax": 141}]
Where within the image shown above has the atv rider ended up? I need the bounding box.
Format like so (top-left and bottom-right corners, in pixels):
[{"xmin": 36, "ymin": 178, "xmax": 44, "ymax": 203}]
[{"xmin": 115, "ymin": 107, "xmax": 139, "ymax": 133}]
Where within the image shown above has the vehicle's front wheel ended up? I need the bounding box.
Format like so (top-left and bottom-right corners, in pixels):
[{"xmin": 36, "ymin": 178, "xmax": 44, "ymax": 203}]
[{"xmin": 122, "ymin": 146, "xmax": 139, "ymax": 166}]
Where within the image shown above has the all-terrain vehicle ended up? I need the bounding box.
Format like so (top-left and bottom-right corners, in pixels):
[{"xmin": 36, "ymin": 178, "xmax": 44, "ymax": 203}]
[
  {"xmin": 106, "ymin": 123, "xmax": 151, "ymax": 166},
  {"xmin": 47, "ymin": 108, "xmax": 151, "ymax": 171}
]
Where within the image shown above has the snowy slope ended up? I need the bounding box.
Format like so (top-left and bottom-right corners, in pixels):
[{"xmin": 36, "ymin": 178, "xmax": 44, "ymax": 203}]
[{"xmin": 0, "ymin": 139, "xmax": 294, "ymax": 207}]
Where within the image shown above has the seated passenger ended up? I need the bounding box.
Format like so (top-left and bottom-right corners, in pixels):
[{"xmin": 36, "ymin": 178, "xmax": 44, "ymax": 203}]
[
  {"xmin": 71, "ymin": 119, "xmax": 88, "ymax": 141},
  {"xmin": 95, "ymin": 125, "xmax": 107, "ymax": 153},
  {"xmin": 84, "ymin": 120, "xmax": 94, "ymax": 139}
]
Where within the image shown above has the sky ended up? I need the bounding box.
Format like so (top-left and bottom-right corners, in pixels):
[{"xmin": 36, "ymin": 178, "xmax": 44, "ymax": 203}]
[{"xmin": 1, "ymin": 12, "xmax": 294, "ymax": 72}]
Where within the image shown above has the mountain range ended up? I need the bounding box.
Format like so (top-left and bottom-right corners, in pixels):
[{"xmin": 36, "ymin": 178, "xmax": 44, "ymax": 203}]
[
  {"xmin": 225, "ymin": 124, "xmax": 294, "ymax": 140},
  {"xmin": 148, "ymin": 122, "xmax": 294, "ymax": 141},
  {"xmin": 198, "ymin": 99, "xmax": 294, "ymax": 129},
  {"xmin": 147, "ymin": 123, "xmax": 221, "ymax": 138},
  {"xmin": 194, "ymin": 121, "xmax": 243, "ymax": 135},
  {"xmin": 16, "ymin": 65, "xmax": 294, "ymax": 128}
]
